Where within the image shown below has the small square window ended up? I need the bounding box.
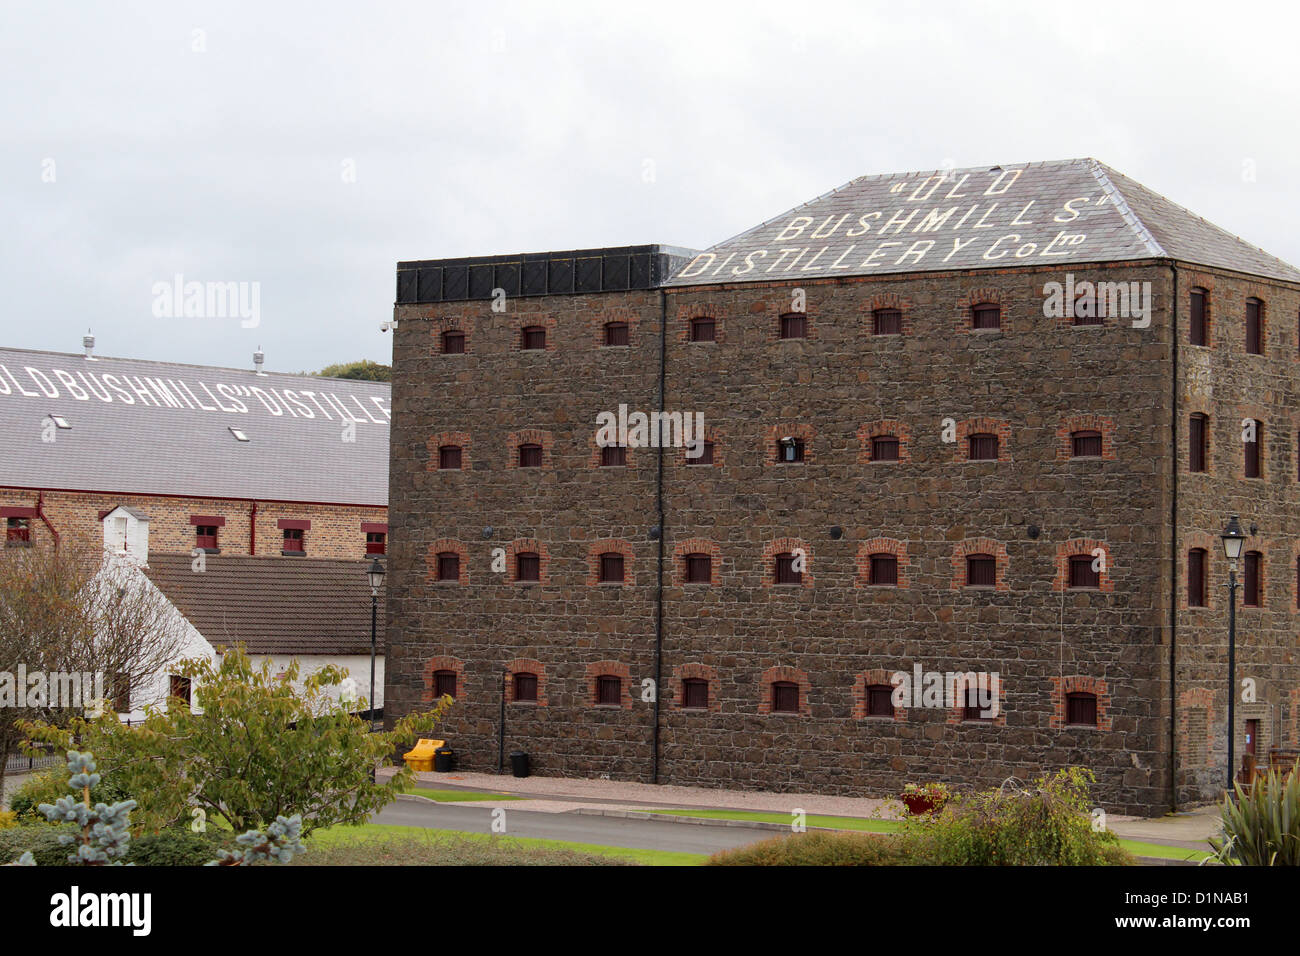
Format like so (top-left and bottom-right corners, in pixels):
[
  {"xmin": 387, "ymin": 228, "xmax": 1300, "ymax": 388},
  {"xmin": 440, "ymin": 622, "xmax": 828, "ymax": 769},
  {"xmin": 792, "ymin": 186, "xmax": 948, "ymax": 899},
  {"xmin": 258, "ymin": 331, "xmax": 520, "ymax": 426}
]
[
  {"xmin": 682, "ymin": 678, "xmax": 708, "ymax": 710},
  {"xmin": 779, "ymin": 313, "xmax": 807, "ymax": 340},
  {"xmin": 869, "ymin": 554, "xmax": 898, "ymax": 586},
  {"xmin": 866, "ymin": 684, "xmax": 894, "ymax": 717},
  {"xmin": 1068, "ymin": 554, "xmax": 1100, "ymax": 589},
  {"xmin": 366, "ymin": 532, "xmax": 386, "ymax": 555},
  {"xmin": 966, "ymin": 554, "xmax": 996, "ymax": 588},
  {"xmin": 603, "ymin": 322, "xmax": 629, "ymax": 347},
  {"xmin": 195, "ymin": 525, "xmax": 219, "ymax": 550},
  {"xmin": 685, "ymin": 554, "xmax": 712, "ymax": 583},
  {"xmin": 873, "ymin": 309, "xmax": 902, "ymax": 335},
  {"xmin": 686, "ymin": 440, "xmax": 714, "ymax": 465},
  {"xmin": 521, "ymin": 326, "xmax": 547, "ymax": 350},
  {"xmin": 774, "ymin": 553, "xmax": 802, "ymax": 585},
  {"xmin": 968, "ymin": 433, "xmax": 999, "ymax": 461},
  {"xmin": 518, "ymin": 444, "xmax": 543, "ymax": 468},
  {"xmin": 871, "ymin": 436, "xmax": 900, "ymax": 461},
  {"xmin": 1071, "ymin": 430, "xmax": 1103, "ymax": 458},
  {"xmin": 439, "ymin": 445, "xmax": 463, "ymax": 470},
  {"xmin": 513, "ymin": 672, "xmax": 538, "ymax": 703},
  {"xmin": 436, "ymin": 552, "xmax": 460, "ymax": 581},
  {"xmin": 971, "ymin": 304, "xmax": 1001, "ymax": 330},
  {"xmin": 516, "ymin": 552, "xmax": 540, "ymax": 582},
  {"xmin": 442, "ymin": 330, "xmax": 466, "ymax": 354},
  {"xmin": 596, "ymin": 676, "xmax": 621, "ymax": 706},
  {"xmin": 771, "ymin": 681, "xmax": 799, "ymax": 714},
  {"xmin": 5, "ymin": 517, "xmax": 32, "ymax": 546},
  {"xmin": 690, "ymin": 317, "xmax": 716, "ymax": 342},
  {"xmin": 600, "ymin": 445, "xmax": 626, "ymax": 467},
  {"xmin": 1066, "ymin": 692, "xmax": 1097, "ymax": 727},
  {"xmin": 433, "ymin": 670, "xmax": 457, "ymax": 699},
  {"xmin": 598, "ymin": 552, "xmax": 624, "ymax": 584}
]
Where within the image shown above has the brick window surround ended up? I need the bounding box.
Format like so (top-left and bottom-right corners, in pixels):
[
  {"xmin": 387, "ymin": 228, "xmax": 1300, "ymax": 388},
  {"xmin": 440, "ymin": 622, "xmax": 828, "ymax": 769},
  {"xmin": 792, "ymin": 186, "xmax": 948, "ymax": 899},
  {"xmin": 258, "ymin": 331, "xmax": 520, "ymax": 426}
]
[
  {"xmin": 672, "ymin": 538, "xmax": 721, "ymax": 586},
  {"xmin": 428, "ymin": 431, "xmax": 472, "ymax": 471},
  {"xmin": 432, "ymin": 317, "xmax": 471, "ymax": 355},
  {"xmin": 863, "ymin": 292, "xmax": 910, "ymax": 337},
  {"xmin": 509, "ymin": 314, "xmax": 557, "ymax": 352},
  {"xmin": 855, "ymin": 539, "xmax": 909, "ymax": 588},
  {"xmin": 1178, "ymin": 687, "xmax": 1216, "ymax": 768},
  {"xmin": 593, "ymin": 306, "xmax": 639, "ymax": 349},
  {"xmin": 858, "ymin": 420, "xmax": 911, "ymax": 463},
  {"xmin": 953, "ymin": 417, "xmax": 1012, "ymax": 463},
  {"xmin": 765, "ymin": 423, "xmax": 816, "ymax": 466},
  {"xmin": 423, "ymin": 656, "xmax": 466, "ymax": 704},
  {"xmin": 762, "ymin": 537, "xmax": 814, "ymax": 589},
  {"xmin": 852, "ymin": 669, "xmax": 908, "ymax": 720},
  {"xmin": 945, "ymin": 674, "xmax": 1007, "ymax": 726},
  {"xmin": 507, "ymin": 538, "xmax": 550, "ymax": 585},
  {"xmin": 425, "ymin": 539, "xmax": 469, "ymax": 585},
  {"xmin": 587, "ymin": 538, "xmax": 635, "ymax": 587},
  {"xmin": 757, "ymin": 665, "xmax": 811, "ymax": 717},
  {"xmin": 1052, "ymin": 539, "xmax": 1114, "ymax": 592},
  {"xmin": 1057, "ymin": 414, "xmax": 1116, "ymax": 460},
  {"xmin": 951, "ymin": 538, "xmax": 1009, "ymax": 591},
  {"xmin": 672, "ymin": 663, "xmax": 720, "ymax": 712},
  {"xmin": 1182, "ymin": 532, "xmax": 1217, "ymax": 610},
  {"xmin": 762, "ymin": 296, "xmax": 817, "ymax": 342},
  {"xmin": 955, "ymin": 287, "xmax": 1003, "ymax": 334},
  {"xmin": 507, "ymin": 429, "xmax": 554, "ymax": 469},
  {"xmin": 506, "ymin": 658, "xmax": 547, "ymax": 706},
  {"xmin": 1049, "ymin": 676, "xmax": 1112, "ymax": 730},
  {"xmin": 586, "ymin": 660, "xmax": 632, "ymax": 709},
  {"xmin": 677, "ymin": 303, "xmax": 724, "ymax": 344}
]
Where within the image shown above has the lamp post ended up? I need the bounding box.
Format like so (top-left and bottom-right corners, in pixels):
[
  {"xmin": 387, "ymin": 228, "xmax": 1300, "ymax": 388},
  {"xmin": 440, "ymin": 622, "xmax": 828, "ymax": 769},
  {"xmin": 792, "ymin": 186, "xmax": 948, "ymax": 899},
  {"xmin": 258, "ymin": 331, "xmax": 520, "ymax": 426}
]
[
  {"xmin": 366, "ymin": 557, "xmax": 386, "ymax": 734},
  {"xmin": 1220, "ymin": 515, "xmax": 1246, "ymax": 794}
]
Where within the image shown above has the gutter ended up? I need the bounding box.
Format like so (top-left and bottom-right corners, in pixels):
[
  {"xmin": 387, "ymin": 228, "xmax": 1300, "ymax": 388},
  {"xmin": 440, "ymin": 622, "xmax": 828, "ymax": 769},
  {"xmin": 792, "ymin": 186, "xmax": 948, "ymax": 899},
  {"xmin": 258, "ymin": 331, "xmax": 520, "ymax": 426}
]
[
  {"xmin": 35, "ymin": 490, "xmax": 60, "ymax": 549},
  {"xmin": 1168, "ymin": 262, "xmax": 1179, "ymax": 813},
  {"xmin": 651, "ymin": 289, "xmax": 667, "ymax": 785}
]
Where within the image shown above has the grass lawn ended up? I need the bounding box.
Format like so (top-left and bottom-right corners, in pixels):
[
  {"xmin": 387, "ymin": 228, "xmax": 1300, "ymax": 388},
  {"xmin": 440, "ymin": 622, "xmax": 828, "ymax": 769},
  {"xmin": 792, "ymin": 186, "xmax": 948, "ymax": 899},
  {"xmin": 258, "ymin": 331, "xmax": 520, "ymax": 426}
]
[
  {"xmin": 402, "ymin": 787, "xmax": 524, "ymax": 804},
  {"xmin": 306, "ymin": 822, "xmax": 706, "ymax": 866}
]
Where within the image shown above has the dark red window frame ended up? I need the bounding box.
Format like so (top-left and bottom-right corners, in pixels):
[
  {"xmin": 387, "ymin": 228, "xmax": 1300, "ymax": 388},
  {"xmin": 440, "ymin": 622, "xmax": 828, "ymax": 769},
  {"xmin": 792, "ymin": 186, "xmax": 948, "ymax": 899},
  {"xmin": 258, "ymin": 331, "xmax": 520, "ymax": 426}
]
[
  {"xmin": 774, "ymin": 553, "xmax": 802, "ymax": 586},
  {"xmin": 282, "ymin": 528, "xmax": 305, "ymax": 553},
  {"xmin": 1245, "ymin": 424, "xmax": 1262, "ymax": 479},
  {"xmin": 871, "ymin": 435, "xmax": 900, "ymax": 461},
  {"xmin": 869, "ymin": 553, "xmax": 898, "ymax": 586},
  {"xmin": 966, "ymin": 554, "xmax": 996, "ymax": 588},
  {"xmin": 1246, "ymin": 298, "xmax": 1263, "ymax": 355},
  {"xmin": 690, "ymin": 316, "xmax": 716, "ymax": 342},
  {"xmin": 873, "ymin": 308, "xmax": 902, "ymax": 335},
  {"xmin": 436, "ymin": 551, "xmax": 459, "ymax": 581},
  {"xmin": 1066, "ymin": 692, "xmax": 1097, "ymax": 727},
  {"xmin": 1189, "ymin": 288, "xmax": 1207, "ymax": 346},
  {"xmin": 439, "ymin": 445, "xmax": 463, "ymax": 470},
  {"xmin": 971, "ymin": 303, "xmax": 1001, "ymax": 330},
  {"xmin": 1189, "ymin": 414, "xmax": 1208, "ymax": 473},
  {"xmin": 779, "ymin": 312, "xmax": 807, "ymax": 340},
  {"xmin": 682, "ymin": 678, "xmax": 708, "ymax": 710},
  {"xmin": 1188, "ymin": 548, "xmax": 1207, "ymax": 607},
  {"xmin": 600, "ymin": 445, "xmax": 626, "ymax": 467},
  {"xmin": 686, "ymin": 440, "xmax": 714, "ymax": 465},
  {"xmin": 513, "ymin": 672, "xmax": 538, "ymax": 703},
  {"xmin": 365, "ymin": 531, "xmax": 386, "ymax": 555},
  {"xmin": 521, "ymin": 326, "xmax": 547, "ymax": 350},
  {"xmin": 968, "ymin": 433, "xmax": 999, "ymax": 461},
  {"xmin": 603, "ymin": 321, "xmax": 629, "ymax": 347},
  {"xmin": 442, "ymin": 330, "xmax": 466, "ymax": 354},
  {"xmin": 866, "ymin": 684, "xmax": 894, "ymax": 717},
  {"xmin": 518, "ymin": 443, "xmax": 543, "ymax": 468},
  {"xmin": 1068, "ymin": 554, "xmax": 1101, "ymax": 589},
  {"xmin": 6, "ymin": 517, "xmax": 32, "ymax": 545},
  {"xmin": 596, "ymin": 675, "xmax": 621, "ymax": 706},
  {"xmin": 684, "ymin": 553, "xmax": 712, "ymax": 584},
  {"xmin": 195, "ymin": 525, "xmax": 219, "ymax": 550},
  {"xmin": 1244, "ymin": 551, "xmax": 1262, "ymax": 606},
  {"xmin": 1072, "ymin": 430, "xmax": 1103, "ymax": 458},
  {"xmin": 598, "ymin": 552, "xmax": 625, "ymax": 584},
  {"xmin": 516, "ymin": 552, "xmax": 540, "ymax": 582},
  {"xmin": 771, "ymin": 681, "xmax": 800, "ymax": 714},
  {"xmin": 433, "ymin": 670, "xmax": 457, "ymax": 699}
]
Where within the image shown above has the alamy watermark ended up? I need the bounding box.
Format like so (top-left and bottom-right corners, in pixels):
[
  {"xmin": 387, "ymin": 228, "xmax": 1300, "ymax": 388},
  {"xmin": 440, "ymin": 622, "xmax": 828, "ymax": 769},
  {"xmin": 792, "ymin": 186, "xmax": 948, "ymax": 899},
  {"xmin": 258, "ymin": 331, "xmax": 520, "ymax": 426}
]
[
  {"xmin": 1042, "ymin": 273, "xmax": 1151, "ymax": 328},
  {"xmin": 152, "ymin": 274, "xmax": 261, "ymax": 328},
  {"xmin": 891, "ymin": 664, "xmax": 1000, "ymax": 718},
  {"xmin": 0, "ymin": 666, "xmax": 106, "ymax": 715},
  {"xmin": 595, "ymin": 404, "xmax": 705, "ymax": 457}
]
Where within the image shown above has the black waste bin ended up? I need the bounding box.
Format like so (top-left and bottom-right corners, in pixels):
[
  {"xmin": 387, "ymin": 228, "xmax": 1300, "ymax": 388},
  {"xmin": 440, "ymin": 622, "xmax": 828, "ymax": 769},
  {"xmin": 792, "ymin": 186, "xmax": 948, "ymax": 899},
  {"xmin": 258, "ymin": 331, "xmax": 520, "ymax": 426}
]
[
  {"xmin": 509, "ymin": 750, "xmax": 530, "ymax": 778},
  {"xmin": 434, "ymin": 747, "xmax": 455, "ymax": 772}
]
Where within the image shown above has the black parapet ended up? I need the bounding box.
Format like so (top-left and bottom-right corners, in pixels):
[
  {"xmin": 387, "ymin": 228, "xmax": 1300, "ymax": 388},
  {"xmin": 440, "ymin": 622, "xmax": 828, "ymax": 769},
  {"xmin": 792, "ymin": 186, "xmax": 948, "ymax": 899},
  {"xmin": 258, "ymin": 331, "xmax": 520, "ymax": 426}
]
[{"xmin": 395, "ymin": 245, "xmax": 697, "ymax": 304}]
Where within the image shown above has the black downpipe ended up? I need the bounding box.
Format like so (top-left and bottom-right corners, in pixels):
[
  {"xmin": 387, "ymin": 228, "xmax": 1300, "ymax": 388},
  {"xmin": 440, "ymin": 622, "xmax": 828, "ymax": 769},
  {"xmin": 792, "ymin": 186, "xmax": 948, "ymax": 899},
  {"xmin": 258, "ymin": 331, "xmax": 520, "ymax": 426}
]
[
  {"xmin": 652, "ymin": 290, "xmax": 667, "ymax": 784},
  {"xmin": 1168, "ymin": 263, "xmax": 1179, "ymax": 813},
  {"xmin": 498, "ymin": 668, "xmax": 506, "ymax": 774}
]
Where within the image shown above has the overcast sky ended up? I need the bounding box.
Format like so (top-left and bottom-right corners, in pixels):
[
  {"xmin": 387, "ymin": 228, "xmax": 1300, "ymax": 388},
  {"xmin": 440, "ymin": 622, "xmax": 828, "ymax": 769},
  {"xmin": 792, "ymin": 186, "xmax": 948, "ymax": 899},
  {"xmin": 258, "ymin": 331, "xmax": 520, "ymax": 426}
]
[{"xmin": 1, "ymin": 0, "xmax": 1295, "ymax": 373}]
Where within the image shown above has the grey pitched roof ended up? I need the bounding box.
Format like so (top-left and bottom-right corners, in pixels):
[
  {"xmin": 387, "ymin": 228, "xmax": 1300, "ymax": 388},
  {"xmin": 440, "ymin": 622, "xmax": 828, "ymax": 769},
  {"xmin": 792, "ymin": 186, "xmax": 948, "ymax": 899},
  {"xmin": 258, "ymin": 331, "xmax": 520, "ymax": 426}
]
[
  {"xmin": 666, "ymin": 158, "xmax": 1300, "ymax": 286},
  {"xmin": 0, "ymin": 348, "xmax": 389, "ymax": 505},
  {"xmin": 142, "ymin": 553, "xmax": 385, "ymax": 656}
]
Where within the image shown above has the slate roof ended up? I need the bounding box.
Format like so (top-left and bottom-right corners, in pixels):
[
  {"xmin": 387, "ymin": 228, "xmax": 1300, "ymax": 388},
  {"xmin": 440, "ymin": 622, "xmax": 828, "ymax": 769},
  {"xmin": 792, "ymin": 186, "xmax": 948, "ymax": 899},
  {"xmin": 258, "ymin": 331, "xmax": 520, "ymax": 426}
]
[
  {"xmin": 142, "ymin": 553, "xmax": 385, "ymax": 656},
  {"xmin": 0, "ymin": 348, "xmax": 389, "ymax": 505},
  {"xmin": 666, "ymin": 158, "xmax": 1300, "ymax": 286}
]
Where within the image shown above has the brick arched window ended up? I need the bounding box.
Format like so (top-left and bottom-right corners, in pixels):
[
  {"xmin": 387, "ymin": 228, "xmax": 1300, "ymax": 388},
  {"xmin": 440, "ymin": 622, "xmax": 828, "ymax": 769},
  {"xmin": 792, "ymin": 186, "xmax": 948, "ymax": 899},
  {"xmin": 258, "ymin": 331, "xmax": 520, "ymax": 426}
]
[
  {"xmin": 779, "ymin": 312, "xmax": 807, "ymax": 340},
  {"xmin": 1066, "ymin": 692, "xmax": 1097, "ymax": 727},
  {"xmin": 971, "ymin": 302, "xmax": 1001, "ymax": 330},
  {"xmin": 689, "ymin": 316, "xmax": 716, "ymax": 343},
  {"xmin": 968, "ymin": 432, "xmax": 999, "ymax": 461},
  {"xmin": 966, "ymin": 553, "xmax": 996, "ymax": 588},
  {"xmin": 872, "ymin": 308, "xmax": 902, "ymax": 335},
  {"xmin": 438, "ymin": 444, "xmax": 463, "ymax": 470}
]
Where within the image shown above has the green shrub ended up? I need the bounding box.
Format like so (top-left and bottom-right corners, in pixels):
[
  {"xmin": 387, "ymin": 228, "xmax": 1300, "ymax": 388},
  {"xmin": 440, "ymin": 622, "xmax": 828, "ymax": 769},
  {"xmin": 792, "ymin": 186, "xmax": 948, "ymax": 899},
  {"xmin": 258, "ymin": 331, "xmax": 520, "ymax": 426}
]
[
  {"xmin": 8, "ymin": 768, "xmax": 131, "ymax": 821},
  {"xmin": 708, "ymin": 831, "xmax": 912, "ymax": 866},
  {"xmin": 126, "ymin": 829, "xmax": 233, "ymax": 867},
  {"xmin": 0, "ymin": 823, "xmax": 79, "ymax": 866},
  {"xmin": 904, "ymin": 767, "xmax": 1134, "ymax": 866},
  {"xmin": 1212, "ymin": 761, "xmax": 1300, "ymax": 865}
]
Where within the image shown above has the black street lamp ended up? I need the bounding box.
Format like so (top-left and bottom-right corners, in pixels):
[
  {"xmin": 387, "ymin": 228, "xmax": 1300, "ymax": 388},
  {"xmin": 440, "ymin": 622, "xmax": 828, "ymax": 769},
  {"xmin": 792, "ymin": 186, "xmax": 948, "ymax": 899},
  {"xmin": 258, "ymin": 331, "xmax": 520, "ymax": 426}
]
[
  {"xmin": 1220, "ymin": 515, "xmax": 1246, "ymax": 793},
  {"xmin": 367, "ymin": 557, "xmax": 386, "ymax": 733}
]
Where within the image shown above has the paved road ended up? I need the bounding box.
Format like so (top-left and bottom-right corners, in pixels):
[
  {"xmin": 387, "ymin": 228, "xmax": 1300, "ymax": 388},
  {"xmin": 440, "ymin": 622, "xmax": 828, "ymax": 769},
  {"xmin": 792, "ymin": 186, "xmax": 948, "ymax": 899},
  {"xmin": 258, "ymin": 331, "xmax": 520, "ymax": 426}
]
[{"xmin": 371, "ymin": 800, "xmax": 774, "ymax": 855}]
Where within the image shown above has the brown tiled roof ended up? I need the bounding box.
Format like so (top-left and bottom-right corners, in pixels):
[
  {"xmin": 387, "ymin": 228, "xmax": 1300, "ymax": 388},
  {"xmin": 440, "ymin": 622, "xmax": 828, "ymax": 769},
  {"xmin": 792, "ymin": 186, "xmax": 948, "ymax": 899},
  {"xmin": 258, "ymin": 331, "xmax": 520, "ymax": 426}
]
[{"xmin": 142, "ymin": 553, "xmax": 385, "ymax": 656}]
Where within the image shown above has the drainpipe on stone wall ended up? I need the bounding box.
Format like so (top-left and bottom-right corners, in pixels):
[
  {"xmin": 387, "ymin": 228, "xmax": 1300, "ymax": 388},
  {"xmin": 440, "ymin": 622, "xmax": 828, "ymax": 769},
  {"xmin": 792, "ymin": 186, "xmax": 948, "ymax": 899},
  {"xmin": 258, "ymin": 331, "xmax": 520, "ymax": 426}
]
[
  {"xmin": 1168, "ymin": 262, "xmax": 1179, "ymax": 813},
  {"xmin": 35, "ymin": 490, "xmax": 60, "ymax": 549},
  {"xmin": 651, "ymin": 289, "xmax": 667, "ymax": 785},
  {"xmin": 249, "ymin": 500, "xmax": 257, "ymax": 555}
]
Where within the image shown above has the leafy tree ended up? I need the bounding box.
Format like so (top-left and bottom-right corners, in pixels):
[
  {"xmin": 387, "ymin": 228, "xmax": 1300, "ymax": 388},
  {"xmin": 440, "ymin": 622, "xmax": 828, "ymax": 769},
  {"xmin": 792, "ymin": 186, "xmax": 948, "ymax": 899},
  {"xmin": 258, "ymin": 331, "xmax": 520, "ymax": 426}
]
[
  {"xmin": 24, "ymin": 645, "xmax": 450, "ymax": 837},
  {"xmin": 315, "ymin": 360, "xmax": 390, "ymax": 382}
]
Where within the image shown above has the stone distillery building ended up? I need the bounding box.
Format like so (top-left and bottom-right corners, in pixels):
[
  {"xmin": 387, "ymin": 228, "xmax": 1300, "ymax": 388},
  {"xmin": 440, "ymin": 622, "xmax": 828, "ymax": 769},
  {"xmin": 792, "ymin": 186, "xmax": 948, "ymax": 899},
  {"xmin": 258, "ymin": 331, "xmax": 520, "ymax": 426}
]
[{"xmin": 384, "ymin": 159, "xmax": 1300, "ymax": 814}]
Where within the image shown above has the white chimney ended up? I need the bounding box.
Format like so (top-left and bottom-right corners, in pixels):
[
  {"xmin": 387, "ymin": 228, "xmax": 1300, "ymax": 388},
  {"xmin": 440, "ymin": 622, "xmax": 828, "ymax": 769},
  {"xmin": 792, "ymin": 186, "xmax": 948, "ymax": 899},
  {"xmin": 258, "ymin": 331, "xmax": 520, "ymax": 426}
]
[
  {"xmin": 254, "ymin": 347, "xmax": 266, "ymax": 376},
  {"xmin": 83, "ymin": 330, "xmax": 96, "ymax": 360}
]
